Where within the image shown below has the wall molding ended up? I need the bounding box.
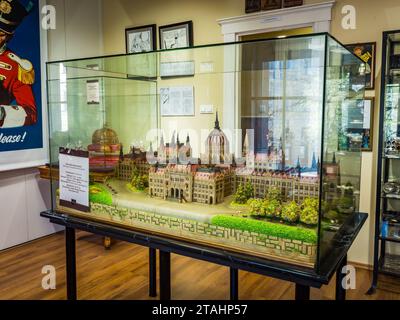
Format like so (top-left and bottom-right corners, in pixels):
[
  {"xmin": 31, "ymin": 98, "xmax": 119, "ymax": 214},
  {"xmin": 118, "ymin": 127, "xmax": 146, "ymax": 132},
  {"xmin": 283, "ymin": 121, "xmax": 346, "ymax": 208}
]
[{"xmin": 218, "ymin": 1, "xmax": 336, "ymax": 41}]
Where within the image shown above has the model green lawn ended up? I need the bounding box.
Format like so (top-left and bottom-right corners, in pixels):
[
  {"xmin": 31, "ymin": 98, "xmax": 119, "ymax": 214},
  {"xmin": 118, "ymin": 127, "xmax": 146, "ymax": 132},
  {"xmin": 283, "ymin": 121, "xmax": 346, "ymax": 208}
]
[
  {"xmin": 211, "ymin": 215, "xmax": 318, "ymax": 244},
  {"xmin": 89, "ymin": 183, "xmax": 113, "ymax": 206}
]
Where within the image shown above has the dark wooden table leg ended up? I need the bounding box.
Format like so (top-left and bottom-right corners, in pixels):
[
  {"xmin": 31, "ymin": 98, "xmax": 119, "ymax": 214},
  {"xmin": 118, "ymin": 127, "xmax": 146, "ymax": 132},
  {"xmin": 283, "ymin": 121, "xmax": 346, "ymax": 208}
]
[
  {"xmin": 159, "ymin": 250, "xmax": 171, "ymax": 300},
  {"xmin": 336, "ymin": 254, "xmax": 348, "ymax": 301},
  {"xmin": 149, "ymin": 248, "xmax": 157, "ymax": 297},
  {"xmin": 65, "ymin": 227, "xmax": 77, "ymax": 300},
  {"xmin": 295, "ymin": 284, "xmax": 310, "ymax": 300},
  {"xmin": 230, "ymin": 268, "xmax": 239, "ymax": 301}
]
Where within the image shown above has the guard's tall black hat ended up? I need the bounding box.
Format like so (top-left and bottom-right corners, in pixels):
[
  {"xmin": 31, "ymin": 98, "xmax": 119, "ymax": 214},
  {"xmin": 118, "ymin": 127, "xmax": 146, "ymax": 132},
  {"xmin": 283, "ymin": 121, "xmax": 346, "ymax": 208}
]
[{"xmin": 0, "ymin": 0, "xmax": 33, "ymax": 34}]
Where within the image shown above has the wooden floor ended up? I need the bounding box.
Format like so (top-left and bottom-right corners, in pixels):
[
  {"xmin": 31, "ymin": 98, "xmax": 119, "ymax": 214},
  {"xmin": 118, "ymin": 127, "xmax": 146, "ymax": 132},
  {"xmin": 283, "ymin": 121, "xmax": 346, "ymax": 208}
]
[{"xmin": 0, "ymin": 231, "xmax": 399, "ymax": 300}]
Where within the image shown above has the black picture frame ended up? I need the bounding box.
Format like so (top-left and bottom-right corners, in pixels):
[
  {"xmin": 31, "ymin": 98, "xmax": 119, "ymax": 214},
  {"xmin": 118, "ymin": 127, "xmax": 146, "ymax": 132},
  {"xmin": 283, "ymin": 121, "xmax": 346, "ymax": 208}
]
[
  {"xmin": 159, "ymin": 21, "xmax": 193, "ymax": 50},
  {"xmin": 125, "ymin": 24, "xmax": 157, "ymax": 54},
  {"xmin": 283, "ymin": 0, "xmax": 303, "ymax": 8},
  {"xmin": 245, "ymin": 0, "xmax": 261, "ymax": 13},
  {"xmin": 345, "ymin": 42, "xmax": 376, "ymax": 90},
  {"xmin": 261, "ymin": 0, "xmax": 282, "ymax": 11}
]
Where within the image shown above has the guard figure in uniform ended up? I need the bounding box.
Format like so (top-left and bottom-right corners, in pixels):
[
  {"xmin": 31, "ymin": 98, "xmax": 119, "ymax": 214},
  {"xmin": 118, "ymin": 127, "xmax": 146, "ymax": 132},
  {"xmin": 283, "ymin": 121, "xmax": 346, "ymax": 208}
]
[{"xmin": 0, "ymin": 0, "xmax": 36, "ymax": 128}]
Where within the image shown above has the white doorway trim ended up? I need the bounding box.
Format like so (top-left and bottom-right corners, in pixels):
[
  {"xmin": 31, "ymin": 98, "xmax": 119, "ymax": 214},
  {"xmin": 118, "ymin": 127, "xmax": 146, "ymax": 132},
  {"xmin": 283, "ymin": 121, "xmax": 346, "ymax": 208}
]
[
  {"xmin": 217, "ymin": 1, "xmax": 335, "ymax": 155},
  {"xmin": 218, "ymin": 1, "xmax": 336, "ymax": 42}
]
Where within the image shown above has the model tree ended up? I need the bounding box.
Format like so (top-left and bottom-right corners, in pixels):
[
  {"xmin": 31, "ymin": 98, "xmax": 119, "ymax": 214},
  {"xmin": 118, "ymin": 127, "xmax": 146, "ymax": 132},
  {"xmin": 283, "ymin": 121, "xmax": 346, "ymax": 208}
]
[
  {"xmin": 266, "ymin": 187, "xmax": 282, "ymax": 203},
  {"xmin": 233, "ymin": 183, "xmax": 248, "ymax": 204},
  {"xmin": 130, "ymin": 166, "xmax": 149, "ymax": 191},
  {"xmin": 300, "ymin": 197, "xmax": 319, "ymax": 225},
  {"xmin": 281, "ymin": 201, "xmax": 300, "ymax": 223},
  {"xmin": 244, "ymin": 181, "xmax": 254, "ymax": 200}
]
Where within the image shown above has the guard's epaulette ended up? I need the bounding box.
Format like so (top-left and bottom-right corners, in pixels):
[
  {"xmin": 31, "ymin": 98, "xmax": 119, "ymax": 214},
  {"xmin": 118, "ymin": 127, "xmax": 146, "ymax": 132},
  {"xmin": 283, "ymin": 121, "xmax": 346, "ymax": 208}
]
[{"xmin": 7, "ymin": 52, "xmax": 35, "ymax": 85}]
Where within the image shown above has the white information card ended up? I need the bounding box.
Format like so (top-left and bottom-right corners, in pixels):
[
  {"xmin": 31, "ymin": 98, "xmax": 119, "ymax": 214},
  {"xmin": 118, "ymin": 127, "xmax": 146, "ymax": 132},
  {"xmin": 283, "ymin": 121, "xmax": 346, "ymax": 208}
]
[{"xmin": 59, "ymin": 148, "xmax": 90, "ymax": 212}]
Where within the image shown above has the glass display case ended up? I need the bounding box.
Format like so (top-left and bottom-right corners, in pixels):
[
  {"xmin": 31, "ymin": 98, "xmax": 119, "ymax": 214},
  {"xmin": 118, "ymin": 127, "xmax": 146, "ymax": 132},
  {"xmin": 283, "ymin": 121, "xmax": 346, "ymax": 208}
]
[
  {"xmin": 371, "ymin": 30, "xmax": 400, "ymax": 290},
  {"xmin": 45, "ymin": 33, "xmax": 366, "ymax": 269}
]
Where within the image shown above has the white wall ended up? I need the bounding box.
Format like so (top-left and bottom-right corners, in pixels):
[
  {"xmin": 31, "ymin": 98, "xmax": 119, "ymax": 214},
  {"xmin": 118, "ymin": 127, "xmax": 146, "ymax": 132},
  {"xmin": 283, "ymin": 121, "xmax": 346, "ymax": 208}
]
[{"xmin": 0, "ymin": 0, "xmax": 104, "ymax": 251}]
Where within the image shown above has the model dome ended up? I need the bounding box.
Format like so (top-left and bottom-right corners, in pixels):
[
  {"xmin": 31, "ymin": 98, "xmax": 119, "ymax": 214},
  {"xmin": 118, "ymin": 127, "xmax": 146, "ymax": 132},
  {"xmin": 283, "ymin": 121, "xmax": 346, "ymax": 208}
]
[
  {"xmin": 205, "ymin": 112, "xmax": 230, "ymax": 164},
  {"xmin": 92, "ymin": 126, "xmax": 120, "ymax": 145}
]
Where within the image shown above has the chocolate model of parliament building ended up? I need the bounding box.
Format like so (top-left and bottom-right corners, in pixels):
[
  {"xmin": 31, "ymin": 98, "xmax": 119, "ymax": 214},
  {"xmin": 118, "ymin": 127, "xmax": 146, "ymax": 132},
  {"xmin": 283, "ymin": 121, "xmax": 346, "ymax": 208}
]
[{"xmin": 116, "ymin": 114, "xmax": 339, "ymax": 205}]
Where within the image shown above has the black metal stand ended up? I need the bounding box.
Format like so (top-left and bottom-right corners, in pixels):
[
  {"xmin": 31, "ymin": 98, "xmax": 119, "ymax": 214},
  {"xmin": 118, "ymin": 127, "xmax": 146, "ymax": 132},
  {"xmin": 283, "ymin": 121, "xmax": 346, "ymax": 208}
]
[
  {"xmin": 295, "ymin": 284, "xmax": 310, "ymax": 300},
  {"xmin": 65, "ymin": 227, "xmax": 77, "ymax": 301},
  {"xmin": 159, "ymin": 250, "xmax": 171, "ymax": 300},
  {"xmin": 230, "ymin": 268, "xmax": 239, "ymax": 301},
  {"xmin": 149, "ymin": 248, "xmax": 157, "ymax": 297},
  {"xmin": 41, "ymin": 210, "xmax": 367, "ymax": 301},
  {"xmin": 335, "ymin": 255, "xmax": 347, "ymax": 301}
]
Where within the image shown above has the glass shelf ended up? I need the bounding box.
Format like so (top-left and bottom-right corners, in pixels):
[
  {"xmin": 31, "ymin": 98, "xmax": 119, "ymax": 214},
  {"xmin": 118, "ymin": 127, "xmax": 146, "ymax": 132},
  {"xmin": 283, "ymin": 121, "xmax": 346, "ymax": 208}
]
[
  {"xmin": 382, "ymin": 193, "xmax": 400, "ymax": 200},
  {"xmin": 379, "ymin": 254, "xmax": 400, "ymax": 277},
  {"xmin": 383, "ymin": 154, "xmax": 400, "ymax": 160}
]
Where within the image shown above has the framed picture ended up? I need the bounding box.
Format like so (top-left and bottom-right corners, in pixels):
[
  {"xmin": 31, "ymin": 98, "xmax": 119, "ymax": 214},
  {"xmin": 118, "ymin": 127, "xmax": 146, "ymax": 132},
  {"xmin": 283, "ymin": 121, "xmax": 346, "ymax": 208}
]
[
  {"xmin": 160, "ymin": 86, "xmax": 195, "ymax": 117},
  {"xmin": 0, "ymin": 0, "xmax": 48, "ymax": 171},
  {"xmin": 345, "ymin": 98, "xmax": 374, "ymax": 152},
  {"xmin": 160, "ymin": 61, "xmax": 195, "ymax": 78},
  {"xmin": 283, "ymin": 0, "xmax": 303, "ymax": 8},
  {"xmin": 125, "ymin": 24, "xmax": 156, "ymax": 53},
  {"xmin": 159, "ymin": 21, "xmax": 193, "ymax": 50},
  {"xmin": 361, "ymin": 98, "xmax": 374, "ymax": 151},
  {"xmin": 261, "ymin": 0, "xmax": 282, "ymax": 11},
  {"xmin": 246, "ymin": 0, "xmax": 261, "ymax": 13},
  {"xmin": 345, "ymin": 42, "xmax": 376, "ymax": 90}
]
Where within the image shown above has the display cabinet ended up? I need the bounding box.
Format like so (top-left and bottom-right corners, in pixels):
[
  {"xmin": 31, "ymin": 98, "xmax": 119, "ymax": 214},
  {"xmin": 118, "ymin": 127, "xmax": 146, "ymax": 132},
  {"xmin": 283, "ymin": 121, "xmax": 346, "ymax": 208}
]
[
  {"xmin": 370, "ymin": 30, "xmax": 400, "ymax": 292},
  {"xmin": 44, "ymin": 33, "xmax": 366, "ymax": 271}
]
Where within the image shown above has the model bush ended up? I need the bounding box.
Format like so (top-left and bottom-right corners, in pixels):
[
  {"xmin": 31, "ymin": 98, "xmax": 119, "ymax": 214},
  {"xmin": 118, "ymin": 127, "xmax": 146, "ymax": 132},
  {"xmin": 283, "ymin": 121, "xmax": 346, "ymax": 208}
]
[
  {"xmin": 302, "ymin": 197, "xmax": 319, "ymax": 210},
  {"xmin": 233, "ymin": 182, "xmax": 254, "ymax": 204},
  {"xmin": 244, "ymin": 181, "xmax": 255, "ymax": 200},
  {"xmin": 300, "ymin": 206, "xmax": 318, "ymax": 225},
  {"xmin": 263, "ymin": 199, "xmax": 281, "ymax": 218},
  {"xmin": 281, "ymin": 201, "xmax": 300, "ymax": 223},
  {"xmin": 324, "ymin": 210, "xmax": 340, "ymax": 221},
  {"xmin": 344, "ymin": 182, "xmax": 354, "ymax": 197},
  {"xmin": 211, "ymin": 215, "xmax": 317, "ymax": 244},
  {"xmin": 299, "ymin": 197, "xmax": 319, "ymax": 226},
  {"xmin": 89, "ymin": 183, "xmax": 113, "ymax": 206},
  {"xmin": 266, "ymin": 187, "xmax": 282, "ymax": 203},
  {"xmin": 337, "ymin": 196, "xmax": 354, "ymax": 213},
  {"xmin": 233, "ymin": 184, "xmax": 247, "ymax": 204},
  {"xmin": 248, "ymin": 198, "xmax": 264, "ymax": 216},
  {"xmin": 130, "ymin": 169, "xmax": 149, "ymax": 191}
]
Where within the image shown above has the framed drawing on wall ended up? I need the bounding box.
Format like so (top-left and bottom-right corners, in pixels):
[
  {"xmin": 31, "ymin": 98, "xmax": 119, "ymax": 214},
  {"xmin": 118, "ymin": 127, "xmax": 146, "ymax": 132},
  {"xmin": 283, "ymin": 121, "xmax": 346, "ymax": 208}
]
[
  {"xmin": 125, "ymin": 24, "xmax": 157, "ymax": 53},
  {"xmin": 159, "ymin": 21, "xmax": 193, "ymax": 50},
  {"xmin": 283, "ymin": 0, "xmax": 303, "ymax": 7},
  {"xmin": 160, "ymin": 86, "xmax": 195, "ymax": 117},
  {"xmin": 245, "ymin": 0, "xmax": 261, "ymax": 13},
  {"xmin": 261, "ymin": 0, "xmax": 282, "ymax": 11},
  {"xmin": 345, "ymin": 42, "xmax": 376, "ymax": 90}
]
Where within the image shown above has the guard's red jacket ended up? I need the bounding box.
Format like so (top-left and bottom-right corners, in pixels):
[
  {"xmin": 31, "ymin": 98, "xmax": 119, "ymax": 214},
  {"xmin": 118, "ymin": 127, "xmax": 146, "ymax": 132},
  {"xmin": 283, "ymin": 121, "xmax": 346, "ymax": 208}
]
[{"xmin": 0, "ymin": 49, "xmax": 37, "ymax": 126}]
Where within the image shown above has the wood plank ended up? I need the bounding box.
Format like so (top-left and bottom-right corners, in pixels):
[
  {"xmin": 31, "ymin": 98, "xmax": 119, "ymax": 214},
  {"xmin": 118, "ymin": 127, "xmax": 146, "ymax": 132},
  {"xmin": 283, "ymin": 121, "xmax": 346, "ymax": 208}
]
[{"xmin": 0, "ymin": 231, "xmax": 399, "ymax": 300}]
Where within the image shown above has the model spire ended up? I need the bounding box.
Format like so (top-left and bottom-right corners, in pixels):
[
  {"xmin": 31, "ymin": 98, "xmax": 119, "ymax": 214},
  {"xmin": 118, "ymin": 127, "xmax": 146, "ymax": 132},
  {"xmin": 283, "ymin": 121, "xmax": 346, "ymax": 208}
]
[
  {"xmin": 119, "ymin": 144, "xmax": 124, "ymax": 162},
  {"xmin": 243, "ymin": 132, "xmax": 249, "ymax": 157},
  {"xmin": 214, "ymin": 112, "xmax": 221, "ymax": 130},
  {"xmin": 311, "ymin": 152, "xmax": 317, "ymax": 170},
  {"xmin": 296, "ymin": 157, "xmax": 301, "ymax": 177},
  {"xmin": 171, "ymin": 131, "xmax": 176, "ymax": 147}
]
